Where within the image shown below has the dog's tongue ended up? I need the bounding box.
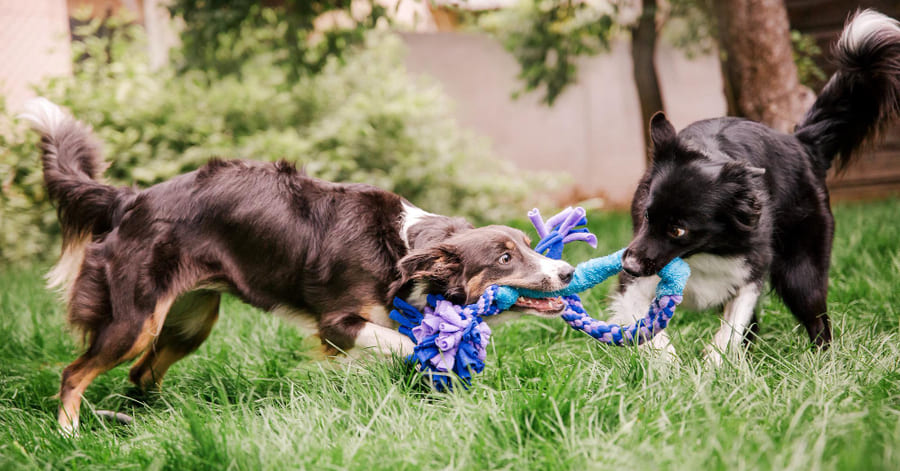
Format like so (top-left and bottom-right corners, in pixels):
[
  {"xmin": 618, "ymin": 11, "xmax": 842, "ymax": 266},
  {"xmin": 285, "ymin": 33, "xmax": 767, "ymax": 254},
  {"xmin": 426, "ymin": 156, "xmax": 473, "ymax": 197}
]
[{"xmin": 514, "ymin": 296, "xmax": 565, "ymax": 313}]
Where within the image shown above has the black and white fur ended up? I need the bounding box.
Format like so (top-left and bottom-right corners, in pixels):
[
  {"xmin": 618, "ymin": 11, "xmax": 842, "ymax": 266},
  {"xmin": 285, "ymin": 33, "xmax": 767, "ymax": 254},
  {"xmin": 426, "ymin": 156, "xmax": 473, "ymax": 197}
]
[{"xmin": 611, "ymin": 10, "xmax": 900, "ymax": 364}]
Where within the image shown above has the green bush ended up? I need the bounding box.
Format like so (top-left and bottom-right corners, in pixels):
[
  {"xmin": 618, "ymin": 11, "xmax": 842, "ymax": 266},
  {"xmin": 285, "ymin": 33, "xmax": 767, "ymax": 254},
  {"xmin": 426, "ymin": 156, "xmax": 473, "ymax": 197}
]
[
  {"xmin": 0, "ymin": 18, "xmax": 555, "ymax": 266},
  {"xmin": 0, "ymin": 101, "xmax": 54, "ymax": 264},
  {"xmin": 168, "ymin": 0, "xmax": 387, "ymax": 80},
  {"xmin": 478, "ymin": 0, "xmax": 615, "ymax": 105},
  {"xmin": 791, "ymin": 30, "xmax": 826, "ymax": 89}
]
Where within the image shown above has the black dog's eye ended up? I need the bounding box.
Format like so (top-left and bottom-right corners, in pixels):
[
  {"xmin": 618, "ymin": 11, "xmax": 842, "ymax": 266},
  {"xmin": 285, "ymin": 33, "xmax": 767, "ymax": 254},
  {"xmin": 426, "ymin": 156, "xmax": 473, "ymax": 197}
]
[
  {"xmin": 668, "ymin": 226, "xmax": 687, "ymax": 239},
  {"xmin": 498, "ymin": 253, "xmax": 511, "ymax": 264},
  {"xmin": 643, "ymin": 210, "xmax": 649, "ymax": 221}
]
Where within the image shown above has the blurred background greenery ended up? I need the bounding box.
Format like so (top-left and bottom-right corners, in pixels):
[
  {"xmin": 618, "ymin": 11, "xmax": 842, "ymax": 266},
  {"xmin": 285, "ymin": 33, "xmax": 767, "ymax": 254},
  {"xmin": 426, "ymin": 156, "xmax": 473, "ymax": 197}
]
[
  {"xmin": 1, "ymin": 0, "xmax": 897, "ymax": 266},
  {"xmin": 1, "ymin": 3, "xmax": 554, "ymax": 265}
]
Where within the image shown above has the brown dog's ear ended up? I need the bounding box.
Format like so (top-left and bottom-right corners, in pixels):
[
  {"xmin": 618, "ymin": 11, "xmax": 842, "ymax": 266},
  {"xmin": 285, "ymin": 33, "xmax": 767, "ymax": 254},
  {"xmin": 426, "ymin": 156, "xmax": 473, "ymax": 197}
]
[
  {"xmin": 397, "ymin": 245, "xmax": 461, "ymax": 280},
  {"xmin": 649, "ymin": 111, "xmax": 677, "ymax": 153},
  {"xmin": 389, "ymin": 245, "xmax": 467, "ymax": 303}
]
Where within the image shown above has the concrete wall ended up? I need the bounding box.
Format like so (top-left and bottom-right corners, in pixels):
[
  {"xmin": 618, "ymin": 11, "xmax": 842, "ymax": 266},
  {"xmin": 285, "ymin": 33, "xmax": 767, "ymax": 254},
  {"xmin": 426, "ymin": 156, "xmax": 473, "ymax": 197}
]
[
  {"xmin": 0, "ymin": 0, "xmax": 72, "ymax": 112},
  {"xmin": 400, "ymin": 32, "xmax": 727, "ymax": 206}
]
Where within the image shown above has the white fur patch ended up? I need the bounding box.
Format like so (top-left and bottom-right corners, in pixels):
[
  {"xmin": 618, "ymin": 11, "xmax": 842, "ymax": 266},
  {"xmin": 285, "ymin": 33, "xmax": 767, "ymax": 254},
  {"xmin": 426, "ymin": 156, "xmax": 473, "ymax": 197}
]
[
  {"xmin": 609, "ymin": 275, "xmax": 658, "ymax": 324},
  {"xmin": 162, "ymin": 292, "xmax": 220, "ymax": 338},
  {"xmin": 271, "ymin": 305, "xmax": 320, "ymax": 335},
  {"xmin": 350, "ymin": 323, "xmax": 416, "ymax": 357},
  {"xmin": 20, "ymin": 97, "xmax": 68, "ymax": 137},
  {"xmin": 361, "ymin": 304, "xmax": 392, "ymax": 327},
  {"xmin": 611, "ymin": 254, "xmax": 752, "ymax": 361},
  {"xmin": 533, "ymin": 252, "xmax": 575, "ymax": 291},
  {"xmin": 839, "ymin": 10, "xmax": 900, "ymax": 52},
  {"xmin": 705, "ymin": 283, "xmax": 760, "ymax": 366},
  {"xmin": 680, "ymin": 254, "xmax": 751, "ymax": 311},
  {"xmin": 46, "ymin": 235, "xmax": 89, "ymax": 302},
  {"xmin": 608, "ymin": 278, "xmax": 678, "ymax": 359},
  {"xmin": 169, "ymin": 311, "xmax": 213, "ymax": 339},
  {"xmin": 399, "ymin": 202, "xmax": 436, "ymax": 248}
]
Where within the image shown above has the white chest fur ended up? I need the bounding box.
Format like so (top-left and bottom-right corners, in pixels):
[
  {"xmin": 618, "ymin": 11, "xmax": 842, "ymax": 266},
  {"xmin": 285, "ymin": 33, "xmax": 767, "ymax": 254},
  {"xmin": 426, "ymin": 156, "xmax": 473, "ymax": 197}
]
[
  {"xmin": 609, "ymin": 254, "xmax": 751, "ymax": 324},
  {"xmin": 680, "ymin": 254, "xmax": 751, "ymax": 310}
]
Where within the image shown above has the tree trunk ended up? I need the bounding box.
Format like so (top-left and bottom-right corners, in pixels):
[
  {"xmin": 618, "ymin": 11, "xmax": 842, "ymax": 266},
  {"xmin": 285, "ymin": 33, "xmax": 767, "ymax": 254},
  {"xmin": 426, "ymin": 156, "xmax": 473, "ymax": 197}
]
[
  {"xmin": 631, "ymin": 0, "xmax": 665, "ymax": 165},
  {"xmin": 712, "ymin": 0, "xmax": 814, "ymax": 133}
]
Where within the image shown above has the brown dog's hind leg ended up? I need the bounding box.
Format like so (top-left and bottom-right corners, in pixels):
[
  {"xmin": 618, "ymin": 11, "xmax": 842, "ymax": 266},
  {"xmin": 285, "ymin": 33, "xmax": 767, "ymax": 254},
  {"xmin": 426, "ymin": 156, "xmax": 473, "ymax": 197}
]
[
  {"xmin": 129, "ymin": 291, "xmax": 220, "ymax": 390},
  {"xmin": 58, "ymin": 294, "xmax": 175, "ymax": 435}
]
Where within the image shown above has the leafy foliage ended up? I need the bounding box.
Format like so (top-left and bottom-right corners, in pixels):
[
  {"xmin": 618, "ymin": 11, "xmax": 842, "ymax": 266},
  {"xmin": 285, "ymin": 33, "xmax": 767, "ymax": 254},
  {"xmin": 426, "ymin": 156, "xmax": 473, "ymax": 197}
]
[
  {"xmin": 791, "ymin": 30, "xmax": 826, "ymax": 89},
  {"xmin": 168, "ymin": 0, "xmax": 387, "ymax": 80},
  {"xmin": 0, "ymin": 101, "xmax": 53, "ymax": 264},
  {"xmin": 0, "ymin": 18, "xmax": 548, "ymax": 265},
  {"xmin": 479, "ymin": 0, "xmax": 825, "ymax": 106},
  {"xmin": 663, "ymin": 0, "xmax": 716, "ymax": 58},
  {"xmin": 478, "ymin": 0, "xmax": 616, "ymax": 105}
]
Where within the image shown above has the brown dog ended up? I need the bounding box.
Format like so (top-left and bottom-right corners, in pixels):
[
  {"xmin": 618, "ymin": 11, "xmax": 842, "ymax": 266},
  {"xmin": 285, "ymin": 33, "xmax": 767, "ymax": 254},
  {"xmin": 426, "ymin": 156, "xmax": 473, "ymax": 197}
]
[{"xmin": 23, "ymin": 98, "xmax": 574, "ymax": 434}]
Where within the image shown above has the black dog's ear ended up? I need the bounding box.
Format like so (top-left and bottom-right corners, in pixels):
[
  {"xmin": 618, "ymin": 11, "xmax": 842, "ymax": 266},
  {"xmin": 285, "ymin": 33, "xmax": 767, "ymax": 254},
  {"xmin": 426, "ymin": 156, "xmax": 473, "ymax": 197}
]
[
  {"xmin": 717, "ymin": 162, "xmax": 766, "ymax": 183},
  {"xmin": 718, "ymin": 162, "xmax": 766, "ymax": 231},
  {"xmin": 700, "ymin": 161, "xmax": 765, "ymax": 180},
  {"xmin": 390, "ymin": 245, "xmax": 467, "ymax": 303},
  {"xmin": 649, "ymin": 112, "xmax": 677, "ymax": 152}
]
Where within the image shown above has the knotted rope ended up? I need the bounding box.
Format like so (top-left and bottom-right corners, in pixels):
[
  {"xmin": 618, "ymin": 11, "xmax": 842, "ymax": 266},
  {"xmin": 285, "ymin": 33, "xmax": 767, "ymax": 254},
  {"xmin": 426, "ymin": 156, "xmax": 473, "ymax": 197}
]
[{"xmin": 391, "ymin": 207, "xmax": 690, "ymax": 389}]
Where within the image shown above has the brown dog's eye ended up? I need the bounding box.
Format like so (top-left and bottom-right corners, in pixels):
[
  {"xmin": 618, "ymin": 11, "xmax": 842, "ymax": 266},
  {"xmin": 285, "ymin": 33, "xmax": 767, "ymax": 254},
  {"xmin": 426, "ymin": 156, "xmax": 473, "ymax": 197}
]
[
  {"xmin": 498, "ymin": 253, "xmax": 511, "ymax": 264},
  {"xmin": 643, "ymin": 210, "xmax": 649, "ymax": 221},
  {"xmin": 668, "ymin": 226, "xmax": 687, "ymax": 239}
]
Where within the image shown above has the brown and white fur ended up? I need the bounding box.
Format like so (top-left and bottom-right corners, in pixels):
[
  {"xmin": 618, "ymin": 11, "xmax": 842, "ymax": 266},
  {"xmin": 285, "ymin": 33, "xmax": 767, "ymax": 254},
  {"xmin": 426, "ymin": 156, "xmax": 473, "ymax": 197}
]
[{"xmin": 22, "ymin": 98, "xmax": 575, "ymax": 435}]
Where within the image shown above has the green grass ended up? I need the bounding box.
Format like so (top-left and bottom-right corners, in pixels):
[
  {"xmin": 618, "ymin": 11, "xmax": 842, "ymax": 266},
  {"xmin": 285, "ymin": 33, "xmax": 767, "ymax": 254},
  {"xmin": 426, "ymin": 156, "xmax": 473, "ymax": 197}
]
[{"xmin": 1, "ymin": 200, "xmax": 899, "ymax": 470}]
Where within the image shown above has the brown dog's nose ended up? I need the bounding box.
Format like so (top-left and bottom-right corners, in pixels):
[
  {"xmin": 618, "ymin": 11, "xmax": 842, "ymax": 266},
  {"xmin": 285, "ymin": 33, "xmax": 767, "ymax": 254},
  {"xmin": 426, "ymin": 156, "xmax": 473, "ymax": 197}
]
[{"xmin": 559, "ymin": 266, "xmax": 575, "ymax": 284}]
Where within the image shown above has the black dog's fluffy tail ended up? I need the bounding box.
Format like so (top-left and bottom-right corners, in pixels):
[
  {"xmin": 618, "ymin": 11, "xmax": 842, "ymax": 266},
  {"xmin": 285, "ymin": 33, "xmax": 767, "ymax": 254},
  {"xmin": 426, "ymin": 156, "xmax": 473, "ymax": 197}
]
[
  {"xmin": 795, "ymin": 9, "xmax": 900, "ymax": 171},
  {"xmin": 20, "ymin": 98, "xmax": 127, "ymax": 293}
]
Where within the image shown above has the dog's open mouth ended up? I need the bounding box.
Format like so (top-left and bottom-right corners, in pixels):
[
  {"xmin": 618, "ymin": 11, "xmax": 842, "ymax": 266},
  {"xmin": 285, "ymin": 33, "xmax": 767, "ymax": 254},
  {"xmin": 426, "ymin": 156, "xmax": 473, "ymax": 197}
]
[{"xmin": 511, "ymin": 296, "xmax": 566, "ymax": 315}]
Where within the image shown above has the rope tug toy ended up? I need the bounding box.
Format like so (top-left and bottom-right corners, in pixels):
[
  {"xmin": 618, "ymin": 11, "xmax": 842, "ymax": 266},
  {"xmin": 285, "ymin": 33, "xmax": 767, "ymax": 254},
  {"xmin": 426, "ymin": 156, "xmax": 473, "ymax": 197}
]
[{"xmin": 390, "ymin": 207, "xmax": 691, "ymax": 389}]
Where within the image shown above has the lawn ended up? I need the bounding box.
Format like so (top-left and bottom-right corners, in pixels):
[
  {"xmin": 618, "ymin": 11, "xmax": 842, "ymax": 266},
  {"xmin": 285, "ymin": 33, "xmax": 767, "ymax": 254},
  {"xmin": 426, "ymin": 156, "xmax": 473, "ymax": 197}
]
[{"xmin": 1, "ymin": 200, "xmax": 899, "ymax": 470}]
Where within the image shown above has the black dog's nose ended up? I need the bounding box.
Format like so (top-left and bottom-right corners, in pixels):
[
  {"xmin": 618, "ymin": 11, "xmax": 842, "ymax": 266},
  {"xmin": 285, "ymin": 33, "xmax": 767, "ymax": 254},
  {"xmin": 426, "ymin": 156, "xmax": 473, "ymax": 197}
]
[
  {"xmin": 622, "ymin": 254, "xmax": 644, "ymax": 277},
  {"xmin": 559, "ymin": 266, "xmax": 575, "ymax": 284}
]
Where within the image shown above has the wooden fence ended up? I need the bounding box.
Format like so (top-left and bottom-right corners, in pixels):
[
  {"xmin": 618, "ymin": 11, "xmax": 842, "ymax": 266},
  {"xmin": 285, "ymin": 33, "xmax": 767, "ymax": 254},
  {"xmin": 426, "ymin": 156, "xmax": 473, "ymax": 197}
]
[{"xmin": 786, "ymin": 0, "xmax": 900, "ymax": 200}]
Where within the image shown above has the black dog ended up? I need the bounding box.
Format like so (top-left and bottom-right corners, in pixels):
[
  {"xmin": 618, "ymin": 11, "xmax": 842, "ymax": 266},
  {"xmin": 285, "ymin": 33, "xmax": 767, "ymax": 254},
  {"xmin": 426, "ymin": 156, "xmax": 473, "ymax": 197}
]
[
  {"xmin": 613, "ymin": 10, "xmax": 900, "ymax": 363},
  {"xmin": 22, "ymin": 99, "xmax": 575, "ymax": 434}
]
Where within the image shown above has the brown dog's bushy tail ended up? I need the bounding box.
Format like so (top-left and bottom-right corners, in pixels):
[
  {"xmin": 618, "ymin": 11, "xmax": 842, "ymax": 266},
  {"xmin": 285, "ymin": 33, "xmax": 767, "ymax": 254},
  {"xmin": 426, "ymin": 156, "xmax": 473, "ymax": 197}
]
[
  {"xmin": 795, "ymin": 9, "xmax": 900, "ymax": 171},
  {"xmin": 20, "ymin": 98, "xmax": 128, "ymax": 294}
]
